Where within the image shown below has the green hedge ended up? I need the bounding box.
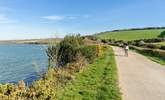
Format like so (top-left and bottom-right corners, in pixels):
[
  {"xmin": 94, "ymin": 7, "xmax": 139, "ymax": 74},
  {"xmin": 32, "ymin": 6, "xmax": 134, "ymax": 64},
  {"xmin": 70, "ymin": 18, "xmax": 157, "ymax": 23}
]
[{"xmin": 130, "ymin": 46, "xmax": 165, "ymax": 60}]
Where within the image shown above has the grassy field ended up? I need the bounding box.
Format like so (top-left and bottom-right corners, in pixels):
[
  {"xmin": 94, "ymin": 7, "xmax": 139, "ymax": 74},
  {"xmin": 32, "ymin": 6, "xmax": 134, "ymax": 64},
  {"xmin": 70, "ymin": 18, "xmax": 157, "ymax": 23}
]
[
  {"xmin": 96, "ymin": 29, "xmax": 164, "ymax": 41},
  {"xmin": 57, "ymin": 47, "xmax": 121, "ymax": 100}
]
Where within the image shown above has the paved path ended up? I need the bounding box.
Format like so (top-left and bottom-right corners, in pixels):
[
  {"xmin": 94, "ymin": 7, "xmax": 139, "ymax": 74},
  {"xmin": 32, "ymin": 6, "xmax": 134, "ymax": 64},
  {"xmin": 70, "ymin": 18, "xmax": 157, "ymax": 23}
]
[{"xmin": 112, "ymin": 46, "xmax": 165, "ymax": 100}]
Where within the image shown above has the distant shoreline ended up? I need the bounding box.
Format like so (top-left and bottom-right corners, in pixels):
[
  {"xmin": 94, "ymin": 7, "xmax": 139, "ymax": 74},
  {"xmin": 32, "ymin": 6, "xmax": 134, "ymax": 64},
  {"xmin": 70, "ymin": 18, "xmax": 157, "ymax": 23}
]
[{"xmin": 0, "ymin": 38, "xmax": 61, "ymax": 44}]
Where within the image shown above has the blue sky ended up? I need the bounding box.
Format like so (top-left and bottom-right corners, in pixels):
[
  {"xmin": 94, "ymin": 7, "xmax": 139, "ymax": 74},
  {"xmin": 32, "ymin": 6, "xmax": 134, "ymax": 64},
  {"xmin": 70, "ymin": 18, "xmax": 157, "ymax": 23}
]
[{"xmin": 0, "ymin": 0, "xmax": 165, "ymax": 40}]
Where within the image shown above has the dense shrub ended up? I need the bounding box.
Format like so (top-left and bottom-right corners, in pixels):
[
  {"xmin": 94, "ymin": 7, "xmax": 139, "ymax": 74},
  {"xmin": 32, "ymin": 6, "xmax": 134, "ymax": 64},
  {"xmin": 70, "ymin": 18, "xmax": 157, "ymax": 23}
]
[
  {"xmin": 160, "ymin": 46, "xmax": 165, "ymax": 50},
  {"xmin": 143, "ymin": 38, "xmax": 163, "ymax": 43},
  {"xmin": 145, "ymin": 44, "xmax": 160, "ymax": 49},
  {"xmin": 130, "ymin": 46, "xmax": 165, "ymax": 57},
  {"xmin": 101, "ymin": 39, "xmax": 109, "ymax": 44},
  {"xmin": 159, "ymin": 31, "xmax": 165, "ymax": 38},
  {"xmin": 133, "ymin": 43, "xmax": 161, "ymax": 49},
  {"xmin": 108, "ymin": 39, "xmax": 115, "ymax": 44},
  {"xmin": 57, "ymin": 43, "xmax": 78, "ymax": 66},
  {"xmin": 47, "ymin": 34, "xmax": 98, "ymax": 66},
  {"xmin": 131, "ymin": 38, "xmax": 164, "ymax": 45},
  {"xmin": 142, "ymin": 49, "xmax": 160, "ymax": 56},
  {"xmin": 47, "ymin": 34, "xmax": 84, "ymax": 66},
  {"xmin": 78, "ymin": 45, "xmax": 97, "ymax": 63}
]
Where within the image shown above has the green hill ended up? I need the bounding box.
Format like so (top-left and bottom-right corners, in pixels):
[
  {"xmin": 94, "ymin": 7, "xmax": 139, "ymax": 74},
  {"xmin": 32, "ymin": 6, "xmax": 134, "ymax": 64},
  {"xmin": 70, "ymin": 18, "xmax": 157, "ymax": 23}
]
[{"xmin": 96, "ymin": 29, "xmax": 165, "ymax": 41}]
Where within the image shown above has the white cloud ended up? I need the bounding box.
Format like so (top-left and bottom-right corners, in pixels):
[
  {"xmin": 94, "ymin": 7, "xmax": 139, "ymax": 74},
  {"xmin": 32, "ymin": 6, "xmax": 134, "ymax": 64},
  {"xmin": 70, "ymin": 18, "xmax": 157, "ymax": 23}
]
[
  {"xmin": 41, "ymin": 15, "xmax": 64, "ymax": 21},
  {"xmin": 41, "ymin": 14, "xmax": 92, "ymax": 23}
]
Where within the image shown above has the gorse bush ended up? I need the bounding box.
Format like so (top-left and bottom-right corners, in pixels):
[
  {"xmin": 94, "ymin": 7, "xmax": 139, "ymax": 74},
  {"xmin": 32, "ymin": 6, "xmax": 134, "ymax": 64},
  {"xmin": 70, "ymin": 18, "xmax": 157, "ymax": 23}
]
[{"xmin": 96, "ymin": 44, "xmax": 104, "ymax": 56}]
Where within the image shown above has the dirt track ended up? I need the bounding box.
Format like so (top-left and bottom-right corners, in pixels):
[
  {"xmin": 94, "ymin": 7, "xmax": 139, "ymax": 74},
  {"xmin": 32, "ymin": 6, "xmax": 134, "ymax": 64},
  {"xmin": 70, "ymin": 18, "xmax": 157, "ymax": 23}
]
[{"xmin": 112, "ymin": 46, "xmax": 165, "ymax": 100}]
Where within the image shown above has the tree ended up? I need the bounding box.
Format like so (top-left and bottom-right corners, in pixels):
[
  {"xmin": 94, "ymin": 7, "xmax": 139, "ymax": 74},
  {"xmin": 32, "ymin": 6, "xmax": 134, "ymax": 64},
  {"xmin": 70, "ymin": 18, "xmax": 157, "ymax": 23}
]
[
  {"xmin": 159, "ymin": 31, "xmax": 165, "ymax": 38},
  {"xmin": 47, "ymin": 34, "xmax": 84, "ymax": 66}
]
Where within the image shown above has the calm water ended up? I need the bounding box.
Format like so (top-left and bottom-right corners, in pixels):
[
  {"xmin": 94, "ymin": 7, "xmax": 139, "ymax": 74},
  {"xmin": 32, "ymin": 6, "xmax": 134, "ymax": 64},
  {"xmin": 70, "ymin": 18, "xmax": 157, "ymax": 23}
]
[{"xmin": 0, "ymin": 44, "xmax": 48, "ymax": 84}]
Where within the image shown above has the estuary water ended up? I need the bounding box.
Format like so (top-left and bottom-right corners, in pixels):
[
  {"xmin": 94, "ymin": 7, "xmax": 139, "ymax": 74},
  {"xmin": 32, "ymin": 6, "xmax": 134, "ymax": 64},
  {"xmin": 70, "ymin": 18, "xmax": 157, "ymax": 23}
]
[{"xmin": 0, "ymin": 44, "xmax": 48, "ymax": 84}]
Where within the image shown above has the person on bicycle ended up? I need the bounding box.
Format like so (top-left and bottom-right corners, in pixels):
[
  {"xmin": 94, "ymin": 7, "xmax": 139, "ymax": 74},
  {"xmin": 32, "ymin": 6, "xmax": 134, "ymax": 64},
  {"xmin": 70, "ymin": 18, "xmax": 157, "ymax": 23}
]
[{"xmin": 124, "ymin": 44, "xmax": 129, "ymax": 57}]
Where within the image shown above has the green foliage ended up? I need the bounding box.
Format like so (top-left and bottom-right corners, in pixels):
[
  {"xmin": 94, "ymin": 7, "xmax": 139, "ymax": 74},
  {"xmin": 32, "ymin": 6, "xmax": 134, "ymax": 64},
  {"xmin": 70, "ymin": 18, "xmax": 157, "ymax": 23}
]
[
  {"xmin": 47, "ymin": 34, "xmax": 97, "ymax": 66},
  {"xmin": 159, "ymin": 31, "xmax": 165, "ymax": 38},
  {"xmin": 47, "ymin": 34, "xmax": 84, "ymax": 66},
  {"xmin": 57, "ymin": 43, "xmax": 78, "ymax": 66},
  {"xmin": 132, "ymin": 41, "xmax": 165, "ymax": 50},
  {"xmin": 141, "ymin": 38, "xmax": 164, "ymax": 43},
  {"xmin": 60, "ymin": 34, "xmax": 83, "ymax": 46},
  {"xmin": 57, "ymin": 34, "xmax": 84, "ymax": 66},
  {"xmin": 78, "ymin": 45, "xmax": 97, "ymax": 63},
  {"xmin": 143, "ymin": 44, "xmax": 160, "ymax": 49}
]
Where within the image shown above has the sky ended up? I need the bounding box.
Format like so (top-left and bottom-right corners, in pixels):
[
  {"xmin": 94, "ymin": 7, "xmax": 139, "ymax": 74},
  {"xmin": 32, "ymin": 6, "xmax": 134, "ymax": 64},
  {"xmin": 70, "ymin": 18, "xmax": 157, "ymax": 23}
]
[{"xmin": 0, "ymin": 0, "xmax": 165, "ymax": 40}]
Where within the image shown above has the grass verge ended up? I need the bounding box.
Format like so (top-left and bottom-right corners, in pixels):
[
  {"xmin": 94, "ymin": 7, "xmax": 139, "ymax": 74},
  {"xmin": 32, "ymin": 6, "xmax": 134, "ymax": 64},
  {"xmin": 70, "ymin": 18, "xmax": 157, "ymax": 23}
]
[
  {"xmin": 130, "ymin": 46, "xmax": 165, "ymax": 65},
  {"xmin": 57, "ymin": 47, "xmax": 121, "ymax": 100}
]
